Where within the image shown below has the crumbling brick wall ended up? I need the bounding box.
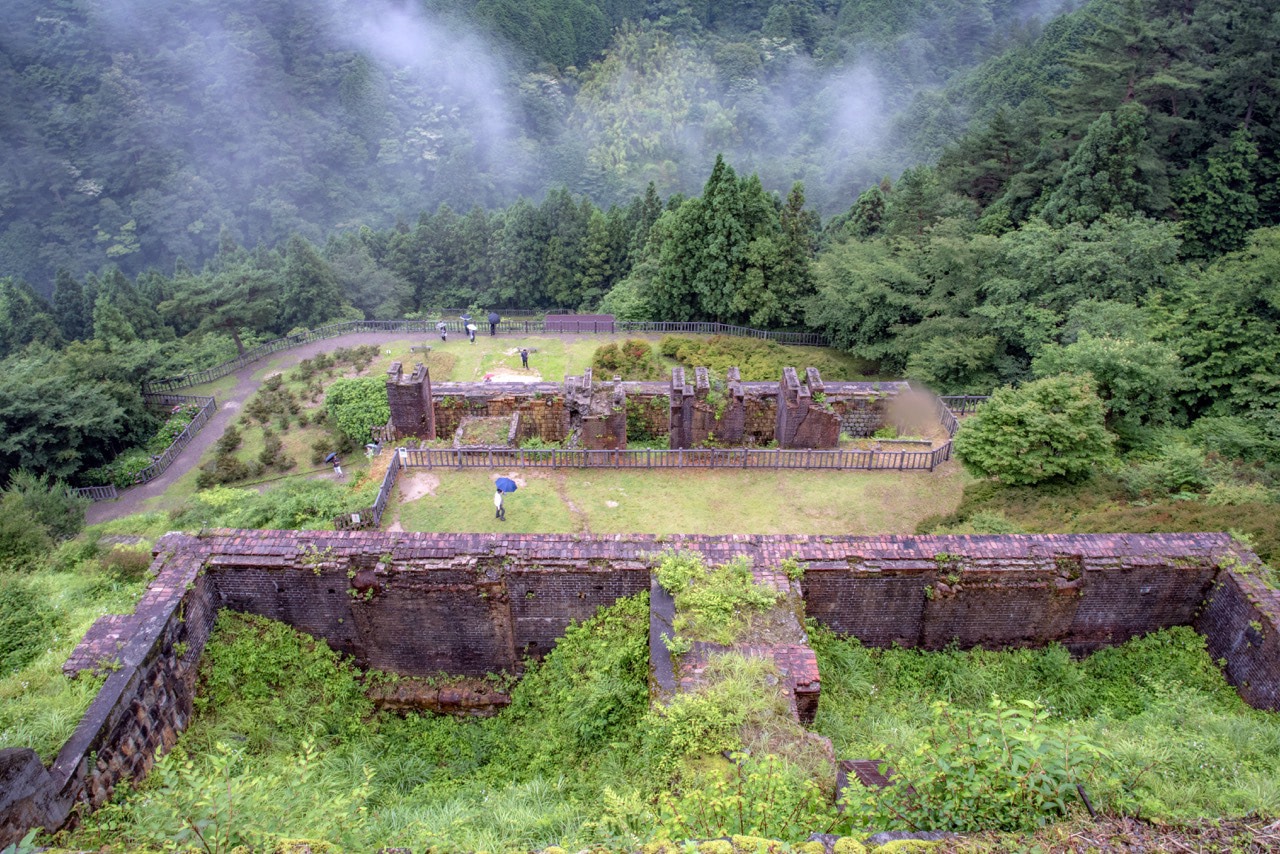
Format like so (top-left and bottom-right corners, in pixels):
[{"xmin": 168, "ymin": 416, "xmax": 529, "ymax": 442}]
[
  {"xmin": 6, "ymin": 530, "xmax": 1277, "ymax": 848},
  {"xmin": 0, "ymin": 536, "xmax": 216, "ymax": 848}
]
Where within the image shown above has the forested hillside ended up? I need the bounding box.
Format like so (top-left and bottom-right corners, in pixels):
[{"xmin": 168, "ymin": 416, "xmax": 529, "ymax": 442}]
[
  {"xmin": 2, "ymin": 0, "xmax": 1069, "ymax": 290},
  {"xmin": 0, "ymin": 0, "xmax": 1278, "ymax": 496}
]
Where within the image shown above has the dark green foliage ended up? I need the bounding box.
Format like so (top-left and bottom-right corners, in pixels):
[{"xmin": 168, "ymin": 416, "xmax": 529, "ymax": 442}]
[
  {"xmin": 954, "ymin": 375, "xmax": 1116, "ymax": 486},
  {"xmin": 3, "ymin": 470, "xmax": 88, "ymax": 544},
  {"xmin": 658, "ymin": 334, "xmax": 870, "ymax": 381},
  {"xmin": 1032, "ymin": 333, "xmax": 1183, "ymax": 446},
  {"xmin": 0, "ymin": 580, "xmax": 61, "ymax": 675},
  {"xmin": 324, "ymin": 378, "xmax": 391, "ymax": 444},
  {"xmin": 257, "ymin": 430, "xmax": 293, "ymax": 473},
  {"xmin": 813, "ymin": 624, "xmax": 1280, "ymax": 824},
  {"xmin": 173, "ymin": 480, "xmax": 378, "ymax": 530},
  {"xmin": 1157, "ymin": 227, "xmax": 1280, "ymax": 419},
  {"xmin": 590, "ymin": 339, "xmax": 665, "ymax": 380},
  {"xmin": 927, "ymin": 476, "xmax": 1280, "ymax": 566}
]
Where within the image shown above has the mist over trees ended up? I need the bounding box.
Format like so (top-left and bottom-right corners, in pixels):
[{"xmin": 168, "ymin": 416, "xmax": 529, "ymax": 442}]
[
  {"xmin": 0, "ymin": 0, "xmax": 1278, "ymax": 486},
  {"xmin": 1, "ymin": 0, "xmax": 1072, "ymax": 292}
]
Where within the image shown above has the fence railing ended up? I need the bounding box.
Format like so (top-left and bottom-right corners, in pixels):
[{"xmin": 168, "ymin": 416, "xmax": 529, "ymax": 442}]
[
  {"xmin": 399, "ymin": 444, "xmax": 953, "ymax": 472},
  {"xmin": 129, "ymin": 394, "xmax": 218, "ymax": 487},
  {"xmin": 69, "ymin": 485, "xmax": 119, "ymax": 501},
  {"xmin": 143, "ymin": 318, "xmax": 830, "ymax": 393},
  {"xmin": 334, "ymin": 453, "xmax": 402, "ymax": 530},
  {"xmin": 939, "ymin": 395, "xmax": 989, "ymax": 416}
]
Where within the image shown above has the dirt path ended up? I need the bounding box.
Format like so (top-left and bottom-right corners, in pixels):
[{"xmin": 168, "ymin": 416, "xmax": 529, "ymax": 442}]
[{"xmin": 85, "ymin": 332, "xmax": 411, "ymax": 526}]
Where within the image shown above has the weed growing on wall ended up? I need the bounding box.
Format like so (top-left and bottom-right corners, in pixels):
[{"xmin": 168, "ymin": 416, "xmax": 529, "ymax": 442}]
[{"xmin": 656, "ymin": 551, "xmax": 779, "ymax": 647}]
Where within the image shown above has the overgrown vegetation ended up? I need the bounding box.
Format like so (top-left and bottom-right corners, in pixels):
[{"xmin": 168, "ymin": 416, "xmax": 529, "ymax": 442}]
[
  {"xmin": 812, "ymin": 625, "xmax": 1280, "ymax": 828},
  {"xmin": 660, "ymin": 335, "xmax": 874, "ymax": 381},
  {"xmin": 592, "ymin": 339, "xmax": 667, "ymax": 380},
  {"xmin": 63, "ymin": 593, "xmax": 845, "ymax": 850},
  {"xmin": 0, "ymin": 471, "xmax": 88, "ymax": 564},
  {"xmin": 922, "ymin": 476, "xmax": 1280, "ymax": 569},
  {"xmin": 655, "ymin": 551, "xmax": 780, "ymax": 648}
]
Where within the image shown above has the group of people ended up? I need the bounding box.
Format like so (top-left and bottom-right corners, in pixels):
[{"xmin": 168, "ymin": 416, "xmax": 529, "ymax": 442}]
[
  {"xmin": 436, "ymin": 312, "xmax": 506, "ymax": 344},
  {"xmin": 433, "ymin": 315, "xmax": 531, "ymax": 370}
]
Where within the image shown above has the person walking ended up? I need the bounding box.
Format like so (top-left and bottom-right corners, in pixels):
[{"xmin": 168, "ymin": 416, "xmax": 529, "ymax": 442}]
[
  {"xmin": 494, "ymin": 488, "xmax": 505, "ymax": 521},
  {"xmin": 520, "ymin": 348, "xmax": 529, "ymax": 369},
  {"xmin": 437, "ymin": 320, "xmax": 448, "ymax": 342},
  {"xmin": 467, "ymin": 324, "xmax": 477, "ymax": 343}
]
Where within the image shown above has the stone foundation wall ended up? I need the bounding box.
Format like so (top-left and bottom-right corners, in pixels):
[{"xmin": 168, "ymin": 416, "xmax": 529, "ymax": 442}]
[
  {"xmin": 4, "ymin": 530, "xmax": 1276, "ymax": 847},
  {"xmin": 0, "ymin": 535, "xmax": 215, "ymax": 848},
  {"xmin": 203, "ymin": 531, "xmax": 651, "ymax": 677},
  {"xmin": 1197, "ymin": 567, "xmax": 1280, "ymax": 711}
]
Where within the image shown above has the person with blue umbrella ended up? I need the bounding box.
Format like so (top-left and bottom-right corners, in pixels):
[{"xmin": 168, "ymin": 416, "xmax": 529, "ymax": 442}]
[{"xmin": 494, "ymin": 476, "xmax": 517, "ymax": 521}]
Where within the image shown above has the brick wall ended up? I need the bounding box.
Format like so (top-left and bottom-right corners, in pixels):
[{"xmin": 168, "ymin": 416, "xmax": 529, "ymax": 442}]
[
  {"xmin": 0, "ymin": 536, "xmax": 216, "ymax": 848},
  {"xmin": 5, "ymin": 529, "xmax": 1276, "ymax": 847},
  {"xmin": 1197, "ymin": 564, "xmax": 1280, "ymax": 711}
]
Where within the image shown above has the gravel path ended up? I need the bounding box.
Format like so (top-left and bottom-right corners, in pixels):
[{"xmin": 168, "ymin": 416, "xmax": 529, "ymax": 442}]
[{"xmin": 85, "ymin": 332, "xmax": 407, "ymax": 526}]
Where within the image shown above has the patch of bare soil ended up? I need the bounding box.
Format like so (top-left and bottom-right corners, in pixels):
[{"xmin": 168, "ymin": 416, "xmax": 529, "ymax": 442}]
[
  {"xmin": 485, "ymin": 368, "xmax": 541, "ymax": 382},
  {"xmin": 932, "ymin": 816, "xmax": 1280, "ymax": 853},
  {"xmin": 398, "ymin": 472, "xmax": 440, "ymax": 503}
]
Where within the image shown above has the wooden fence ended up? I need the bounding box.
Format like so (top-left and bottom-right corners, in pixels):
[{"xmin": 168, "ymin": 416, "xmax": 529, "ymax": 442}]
[
  {"xmin": 130, "ymin": 394, "xmax": 218, "ymax": 486},
  {"xmin": 142, "ymin": 318, "xmax": 830, "ymax": 393},
  {"xmin": 400, "ymin": 443, "xmax": 953, "ymax": 472},
  {"xmin": 334, "ymin": 452, "xmax": 403, "ymax": 530},
  {"xmin": 71, "ymin": 393, "xmax": 217, "ymax": 501},
  {"xmin": 939, "ymin": 395, "xmax": 989, "ymax": 416},
  {"xmin": 69, "ymin": 485, "xmax": 118, "ymax": 501}
]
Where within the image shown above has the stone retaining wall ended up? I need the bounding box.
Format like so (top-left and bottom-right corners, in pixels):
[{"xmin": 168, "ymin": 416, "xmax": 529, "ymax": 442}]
[
  {"xmin": 2, "ymin": 530, "xmax": 1277, "ymax": 847},
  {"xmin": 0, "ymin": 535, "xmax": 215, "ymax": 847}
]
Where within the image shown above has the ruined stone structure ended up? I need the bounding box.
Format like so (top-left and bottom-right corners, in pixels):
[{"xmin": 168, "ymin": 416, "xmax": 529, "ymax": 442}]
[
  {"xmin": 4, "ymin": 530, "xmax": 1278, "ymax": 846},
  {"xmin": 386, "ymin": 362, "xmax": 435, "ymax": 440},
  {"xmin": 386, "ymin": 363, "xmax": 906, "ymax": 451}
]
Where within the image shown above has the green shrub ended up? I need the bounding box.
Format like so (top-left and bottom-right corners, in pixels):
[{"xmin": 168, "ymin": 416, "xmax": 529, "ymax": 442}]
[
  {"xmin": 4, "ymin": 470, "xmax": 87, "ymax": 543},
  {"xmin": 215, "ymin": 423, "xmax": 243, "ymax": 455},
  {"xmin": 1119, "ymin": 442, "xmax": 1211, "ymax": 498},
  {"xmin": 145, "ymin": 404, "xmax": 202, "ymax": 454},
  {"xmin": 656, "ymin": 551, "xmax": 779, "ymax": 646},
  {"xmin": 842, "ymin": 698, "xmax": 1107, "ymax": 832},
  {"xmin": 658, "ymin": 335, "xmax": 870, "ymax": 381},
  {"xmin": 656, "ymin": 752, "xmax": 830, "ymax": 840},
  {"xmin": 325, "ymin": 377, "xmax": 390, "ymax": 444},
  {"xmin": 953, "ymin": 375, "xmax": 1116, "ymax": 486},
  {"xmin": 0, "ymin": 580, "xmax": 61, "ymax": 675},
  {"xmin": 592, "ymin": 339, "xmax": 666, "ymax": 380}
]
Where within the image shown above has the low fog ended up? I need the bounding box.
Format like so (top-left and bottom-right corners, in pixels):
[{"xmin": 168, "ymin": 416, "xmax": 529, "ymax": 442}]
[{"xmin": 0, "ymin": 0, "xmax": 1076, "ymax": 289}]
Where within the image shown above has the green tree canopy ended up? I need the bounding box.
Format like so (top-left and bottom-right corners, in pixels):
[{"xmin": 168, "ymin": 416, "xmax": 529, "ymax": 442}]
[
  {"xmin": 325, "ymin": 378, "xmax": 391, "ymax": 445},
  {"xmin": 953, "ymin": 374, "xmax": 1116, "ymax": 486}
]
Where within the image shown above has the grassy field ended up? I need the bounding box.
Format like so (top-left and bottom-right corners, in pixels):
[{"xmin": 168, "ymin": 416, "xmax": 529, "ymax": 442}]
[{"xmin": 392, "ymin": 463, "xmax": 970, "ymax": 536}]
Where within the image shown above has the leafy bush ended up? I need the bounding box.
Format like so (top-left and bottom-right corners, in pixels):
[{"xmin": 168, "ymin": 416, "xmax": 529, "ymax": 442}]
[
  {"xmin": 1119, "ymin": 442, "xmax": 1211, "ymax": 498},
  {"xmin": 656, "ymin": 752, "xmax": 831, "ymax": 840},
  {"xmin": 173, "ymin": 480, "xmax": 378, "ymax": 530},
  {"xmin": 592, "ymin": 339, "xmax": 666, "ymax": 380},
  {"xmin": 954, "ymin": 375, "xmax": 1116, "ymax": 485},
  {"xmin": 656, "ymin": 551, "xmax": 779, "ymax": 646},
  {"xmin": 659, "ymin": 335, "xmax": 869, "ymax": 381},
  {"xmin": 258, "ymin": 430, "xmax": 294, "ymax": 472},
  {"xmin": 81, "ymin": 448, "xmax": 155, "ymax": 489},
  {"xmin": 0, "ymin": 580, "xmax": 61, "ymax": 675},
  {"xmin": 145, "ymin": 404, "xmax": 202, "ymax": 454},
  {"xmin": 325, "ymin": 377, "xmax": 390, "ymax": 444},
  {"xmin": 6, "ymin": 470, "xmax": 88, "ymax": 542},
  {"xmin": 844, "ymin": 698, "xmax": 1107, "ymax": 832},
  {"xmin": 195, "ymin": 452, "xmax": 261, "ymax": 488}
]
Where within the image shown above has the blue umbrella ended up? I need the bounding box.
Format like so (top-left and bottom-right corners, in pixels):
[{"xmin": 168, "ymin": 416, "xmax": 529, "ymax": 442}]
[{"xmin": 495, "ymin": 477, "xmax": 518, "ymax": 493}]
